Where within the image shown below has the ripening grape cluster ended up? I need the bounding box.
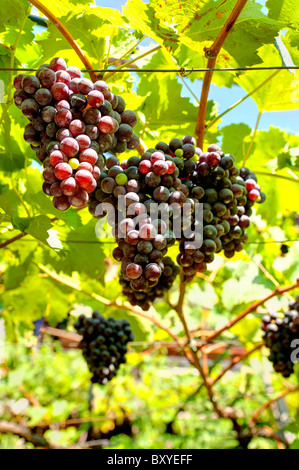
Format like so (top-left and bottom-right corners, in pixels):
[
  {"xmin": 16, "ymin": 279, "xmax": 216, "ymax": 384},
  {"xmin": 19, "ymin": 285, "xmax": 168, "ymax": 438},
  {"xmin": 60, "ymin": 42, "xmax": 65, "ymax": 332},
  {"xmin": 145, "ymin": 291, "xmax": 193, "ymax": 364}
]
[
  {"xmin": 74, "ymin": 311, "xmax": 134, "ymax": 385},
  {"xmin": 262, "ymin": 297, "xmax": 299, "ymax": 377},
  {"xmin": 13, "ymin": 57, "xmax": 139, "ymax": 211},
  {"xmin": 88, "ymin": 137, "xmax": 265, "ymax": 310},
  {"xmin": 120, "ymin": 257, "xmax": 180, "ymax": 310}
]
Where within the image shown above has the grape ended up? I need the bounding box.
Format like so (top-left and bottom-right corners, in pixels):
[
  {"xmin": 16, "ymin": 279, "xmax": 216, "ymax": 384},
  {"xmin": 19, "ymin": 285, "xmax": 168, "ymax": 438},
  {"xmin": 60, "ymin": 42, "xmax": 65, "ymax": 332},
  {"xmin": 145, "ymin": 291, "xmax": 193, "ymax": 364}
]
[
  {"xmin": 41, "ymin": 106, "xmax": 57, "ymax": 123},
  {"xmin": 85, "ymin": 125, "xmax": 99, "ymax": 141},
  {"xmin": 120, "ymin": 110, "xmax": 138, "ymax": 127},
  {"xmin": 75, "ymin": 169, "xmax": 94, "ymax": 189},
  {"xmin": 34, "ymin": 88, "xmax": 52, "ymax": 106},
  {"xmin": 98, "ymin": 116, "xmax": 119, "ymax": 134},
  {"xmin": 69, "ymin": 188, "xmax": 89, "ymax": 207},
  {"xmin": 87, "ymin": 90, "xmax": 104, "ymax": 108},
  {"xmin": 51, "ymin": 82, "xmax": 69, "ymax": 101},
  {"xmin": 60, "ymin": 137, "xmax": 79, "ymax": 157},
  {"xmin": 78, "ymin": 78, "xmax": 94, "ymax": 95},
  {"xmin": 83, "ymin": 107, "xmax": 101, "ymax": 125},
  {"xmin": 262, "ymin": 299, "xmax": 299, "ymax": 377},
  {"xmin": 21, "ymin": 98, "xmax": 39, "ymax": 119},
  {"xmin": 153, "ymin": 160, "xmax": 168, "ymax": 176},
  {"xmin": 79, "ymin": 148, "xmax": 98, "ymax": 165},
  {"xmin": 56, "ymin": 70, "xmax": 71, "ymax": 85},
  {"xmin": 60, "ymin": 177, "xmax": 78, "ymax": 196},
  {"xmin": 53, "ymin": 195, "xmax": 71, "ymax": 211},
  {"xmin": 66, "ymin": 66, "xmax": 81, "ymax": 79},
  {"xmin": 50, "ymin": 57, "xmax": 67, "ymax": 72},
  {"xmin": 22, "ymin": 75, "xmax": 40, "ymax": 94},
  {"xmin": 126, "ymin": 263, "xmax": 143, "ymax": 279},
  {"xmin": 54, "ymin": 109, "xmax": 73, "ymax": 127},
  {"xmin": 54, "ymin": 162, "xmax": 73, "ymax": 180},
  {"xmin": 49, "ymin": 150, "xmax": 67, "ymax": 167},
  {"xmin": 69, "ymin": 120, "xmax": 85, "ymax": 137}
]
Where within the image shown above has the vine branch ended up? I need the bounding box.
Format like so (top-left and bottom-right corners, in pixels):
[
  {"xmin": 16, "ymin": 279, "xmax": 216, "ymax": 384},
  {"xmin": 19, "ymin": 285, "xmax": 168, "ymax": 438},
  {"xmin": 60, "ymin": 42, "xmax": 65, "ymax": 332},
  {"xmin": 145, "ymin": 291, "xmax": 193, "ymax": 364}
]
[
  {"xmin": 37, "ymin": 263, "xmax": 181, "ymax": 344},
  {"xmin": 195, "ymin": 0, "xmax": 249, "ymax": 148},
  {"xmin": 204, "ymin": 279, "xmax": 299, "ymax": 344},
  {"xmin": 28, "ymin": 0, "xmax": 97, "ymax": 82}
]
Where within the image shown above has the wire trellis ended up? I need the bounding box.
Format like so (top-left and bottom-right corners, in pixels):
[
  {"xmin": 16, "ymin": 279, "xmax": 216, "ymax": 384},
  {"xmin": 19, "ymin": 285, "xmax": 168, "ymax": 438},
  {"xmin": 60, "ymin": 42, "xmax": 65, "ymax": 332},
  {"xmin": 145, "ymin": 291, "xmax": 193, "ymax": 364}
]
[
  {"xmin": 0, "ymin": 238, "xmax": 298, "ymax": 245},
  {"xmin": 0, "ymin": 66, "xmax": 299, "ymax": 75}
]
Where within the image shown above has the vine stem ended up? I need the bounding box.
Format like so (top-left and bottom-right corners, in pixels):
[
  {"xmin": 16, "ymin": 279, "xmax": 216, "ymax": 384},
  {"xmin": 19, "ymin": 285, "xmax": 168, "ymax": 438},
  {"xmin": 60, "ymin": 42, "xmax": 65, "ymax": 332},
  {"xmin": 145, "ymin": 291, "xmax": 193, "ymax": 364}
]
[
  {"xmin": 254, "ymin": 171, "xmax": 299, "ymax": 184},
  {"xmin": 195, "ymin": 0, "xmax": 249, "ymax": 148},
  {"xmin": 37, "ymin": 263, "xmax": 181, "ymax": 343},
  {"xmin": 249, "ymin": 384, "xmax": 299, "ymax": 427},
  {"xmin": 206, "ymin": 70, "xmax": 280, "ymax": 130},
  {"xmin": 28, "ymin": 0, "xmax": 97, "ymax": 82},
  {"xmin": 242, "ymin": 110, "xmax": 262, "ymax": 165},
  {"xmin": 203, "ymin": 279, "xmax": 299, "ymax": 344},
  {"xmin": 104, "ymin": 45, "xmax": 162, "ymax": 80},
  {"xmin": 174, "ymin": 272, "xmax": 226, "ymax": 418},
  {"xmin": 211, "ymin": 342, "xmax": 264, "ymax": 385}
]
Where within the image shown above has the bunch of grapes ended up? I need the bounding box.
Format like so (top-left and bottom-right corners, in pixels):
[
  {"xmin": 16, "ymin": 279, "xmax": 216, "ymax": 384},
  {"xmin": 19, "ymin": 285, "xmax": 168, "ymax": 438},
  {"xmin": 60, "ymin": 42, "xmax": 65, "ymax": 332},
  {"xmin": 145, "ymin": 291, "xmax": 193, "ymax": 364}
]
[
  {"xmin": 13, "ymin": 57, "xmax": 139, "ymax": 211},
  {"xmin": 262, "ymin": 297, "xmax": 299, "ymax": 377},
  {"xmin": 221, "ymin": 167, "xmax": 266, "ymax": 258},
  {"xmin": 150, "ymin": 138, "xmax": 266, "ymax": 281},
  {"xmin": 88, "ymin": 137, "xmax": 266, "ymax": 309},
  {"xmin": 120, "ymin": 257, "xmax": 180, "ymax": 311},
  {"xmin": 74, "ymin": 311, "xmax": 134, "ymax": 385},
  {"xmin": 89, "ymin": 151, "xmax": 182, "ymax": 296}
]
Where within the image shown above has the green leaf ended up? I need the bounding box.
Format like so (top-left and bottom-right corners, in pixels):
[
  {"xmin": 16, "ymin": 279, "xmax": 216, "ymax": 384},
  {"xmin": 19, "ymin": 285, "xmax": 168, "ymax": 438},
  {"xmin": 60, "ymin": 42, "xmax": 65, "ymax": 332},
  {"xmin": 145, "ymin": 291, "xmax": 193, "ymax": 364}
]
[
  {"xmin": 266, "ymin": 0, "xmax": 299, "ymax": 28},
  {"xmin": 236, "ymin": 44, "xmax": 299, "ymax": 112},
  {"xmin": 179, "ymin": 0, "xmax": 283, "ymax": 67},
  {"xmin": 221, "ymin": 123, "xmax": 252, "ymax": 160}
]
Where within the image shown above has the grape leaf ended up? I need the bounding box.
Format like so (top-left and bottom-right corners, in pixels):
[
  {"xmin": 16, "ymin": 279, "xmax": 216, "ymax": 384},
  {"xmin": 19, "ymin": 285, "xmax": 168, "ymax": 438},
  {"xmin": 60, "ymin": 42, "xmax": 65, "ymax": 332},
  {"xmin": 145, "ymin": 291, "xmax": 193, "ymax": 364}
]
[
  {"xmin": 266, "ymin": 0, "xmax": 299, "ymax": 28},
  {"xmin": 236, "ymin": 44, "xmax": 299, "ymax": 112}
]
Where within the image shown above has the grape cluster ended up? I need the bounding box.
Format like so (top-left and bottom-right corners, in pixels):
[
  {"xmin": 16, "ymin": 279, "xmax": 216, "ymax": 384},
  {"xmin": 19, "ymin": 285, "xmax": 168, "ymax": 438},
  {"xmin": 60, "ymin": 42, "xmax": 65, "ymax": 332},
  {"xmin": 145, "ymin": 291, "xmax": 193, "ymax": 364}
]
[
  {"xmin": 13, "ymin": 57, "xmax": 139, "ymax": 211},
  {"xmin": 120, "ymin": 257, "xmax": 180, "ymax": 310},
  {"xmin": 220, "ymin": 167, "xmax": 265, "ymax": 258},
  {"xmin": 262, "ymin": 297, "xmax": 299, "ymax": 377},
  {"xmin": 74, "ymin": 311, "xmax": 134, "ymax": 385},
  {"xmin": 88, "ymin": 137, "xmax": 266, "ymax": 309},
  {"xmin": 89, "ymin": 151, "xmax": 183, "ymax": 298}
]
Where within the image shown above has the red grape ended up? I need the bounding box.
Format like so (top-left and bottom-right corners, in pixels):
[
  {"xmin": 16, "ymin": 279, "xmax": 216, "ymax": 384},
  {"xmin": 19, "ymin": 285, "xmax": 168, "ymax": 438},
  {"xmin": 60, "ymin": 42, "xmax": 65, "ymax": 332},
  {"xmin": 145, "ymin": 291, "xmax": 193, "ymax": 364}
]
[
  {"xmin": 139, "ymin": 160, "xmax": 152, "ymax": 174},
  {"xmin": 87, "ymin": 90, "xmax": 104, "ymax": 108},
  {"xmin": 60, "ymin": 177, "xmax": 78, "ymax": 196},
  {"xmin": 69, "ymin": 119, "xmax": 86, "ymax": 137},
  {"xmin": 79, "ymin": 148, "xmax": 98, "ymax": 165},
  {"xmin": 98, "ymin": 116, "xmax": 119, "ymax": 134},
  {"xmin": 60, "ymin": 137, "xmax": 79, "ymax": 157},
  {"xmin": 56, "ymin": 70, "xmax": 71, "ymax": 85},
  {"xmin": 68, "ymin": 188, "xmax": 89, "ymax": 207},
  {"xmin": 50, "ymin": 57, "xmax": 67, "ymax": 72},
  {"xmin": 67, "ymin": 66, "xmax": 81, "ymax": 79},
  {"xmin": 51, "ymin": 82, "xmax": 69, "ymax": 101},
  {"xmin": 54, "ymin": 162, "xmax": 73, "ymax": 180},
  {"xmin": 75, "ymin": 169, "xmax": 93, "ymax": 189},
  {"xmin": 76, "ymin": 134, "xmax": 91, "ymax": 151},
  {"xmin": 54, "ymin": 109, "xmax": 73, "ymax": 127},
  {"xmin": 78, "ymin": 78, "xmax": 93, "ymax": 95},
  {"xmin": 49, "ymin": 150, "xmax": 67, "ymax": 167},
  {"xmin": 55, "ymin": 100, "xmax": 70, "ymax": 111},
  {"xmin": 53, "ymin": 195, "xmax": 71, "ymax": 211}
]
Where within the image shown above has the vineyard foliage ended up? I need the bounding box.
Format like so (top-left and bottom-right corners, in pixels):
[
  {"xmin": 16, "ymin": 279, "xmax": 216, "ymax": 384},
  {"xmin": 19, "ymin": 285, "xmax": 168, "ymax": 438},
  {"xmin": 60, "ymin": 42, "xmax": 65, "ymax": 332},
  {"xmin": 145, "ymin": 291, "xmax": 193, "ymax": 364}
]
[{"xmin": 0, "ymin": 0, "xmax": 299, "ymax": 449}]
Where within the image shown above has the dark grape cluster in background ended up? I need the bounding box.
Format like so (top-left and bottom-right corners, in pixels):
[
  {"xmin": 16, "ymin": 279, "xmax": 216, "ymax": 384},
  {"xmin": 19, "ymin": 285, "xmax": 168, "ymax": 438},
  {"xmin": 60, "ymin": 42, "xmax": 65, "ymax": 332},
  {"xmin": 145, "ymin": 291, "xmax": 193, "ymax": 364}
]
[
  {"xmin": 13, "ymin": 57, "xmax": 139, "ymax": 211},
  {"xmin": 74, "ymin": 311, "xmax": 134, "ymax": 385},
  {"xmin": 262, "ymin": 297, "xmax": 299, "ymax": 377},
  {"xmin": 88, "ymin": 137, "xmax": 266, "ymax": 309}
]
